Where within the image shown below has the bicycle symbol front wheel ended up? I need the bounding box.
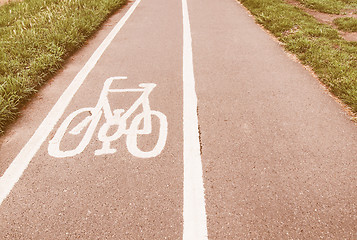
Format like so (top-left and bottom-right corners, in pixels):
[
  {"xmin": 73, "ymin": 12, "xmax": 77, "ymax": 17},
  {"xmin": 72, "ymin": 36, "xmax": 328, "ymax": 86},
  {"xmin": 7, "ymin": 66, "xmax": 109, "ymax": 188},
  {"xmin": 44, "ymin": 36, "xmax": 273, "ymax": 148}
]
[{"xmin": 126, "ymin": 110, "xmax": 168, "ymax": 158}]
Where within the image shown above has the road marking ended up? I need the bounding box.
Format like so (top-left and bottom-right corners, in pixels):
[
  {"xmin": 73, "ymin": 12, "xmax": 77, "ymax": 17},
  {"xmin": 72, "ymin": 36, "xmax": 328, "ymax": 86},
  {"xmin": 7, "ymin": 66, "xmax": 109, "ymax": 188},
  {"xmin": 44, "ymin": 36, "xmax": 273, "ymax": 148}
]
[
  {"xmin": 182, "ymin": 0, "xmax": 208, "ymax": 239},
  {"xmin": 48, "ymin": 77, "xmax": 168, "ymax": 158},
  {"xmin": 0, "ymin": 0, "xmax": 142, "ymax": 206}
]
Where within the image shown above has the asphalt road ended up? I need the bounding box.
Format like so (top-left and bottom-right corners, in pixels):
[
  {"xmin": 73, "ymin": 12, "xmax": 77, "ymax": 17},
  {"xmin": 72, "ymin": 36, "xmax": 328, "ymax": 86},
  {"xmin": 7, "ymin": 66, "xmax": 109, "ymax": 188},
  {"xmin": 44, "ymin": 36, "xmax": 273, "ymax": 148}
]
[{"xmin": 0, "ymin": 0, "xmax": 356, "ymax": 239}]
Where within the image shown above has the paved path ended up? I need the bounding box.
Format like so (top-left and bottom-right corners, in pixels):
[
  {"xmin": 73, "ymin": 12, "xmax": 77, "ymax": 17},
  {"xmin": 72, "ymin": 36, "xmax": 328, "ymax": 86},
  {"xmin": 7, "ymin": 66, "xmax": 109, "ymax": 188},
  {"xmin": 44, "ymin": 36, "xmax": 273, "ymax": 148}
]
[{"xmin": 0, "ymin": 0, "xmax": 356, "ymax": 239}]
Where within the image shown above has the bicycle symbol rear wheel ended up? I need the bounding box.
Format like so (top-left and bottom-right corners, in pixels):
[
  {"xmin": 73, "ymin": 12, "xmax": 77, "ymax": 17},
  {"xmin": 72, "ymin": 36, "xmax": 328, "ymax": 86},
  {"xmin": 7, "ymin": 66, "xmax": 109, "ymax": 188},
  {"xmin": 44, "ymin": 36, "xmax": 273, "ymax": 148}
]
[
  {"xmin": 126, "ymin": 110, "xmax": 168, "ymax": 158},
  {"xmin": 48, "ymin": 108, "xmax": 102, "ymax": 158}
]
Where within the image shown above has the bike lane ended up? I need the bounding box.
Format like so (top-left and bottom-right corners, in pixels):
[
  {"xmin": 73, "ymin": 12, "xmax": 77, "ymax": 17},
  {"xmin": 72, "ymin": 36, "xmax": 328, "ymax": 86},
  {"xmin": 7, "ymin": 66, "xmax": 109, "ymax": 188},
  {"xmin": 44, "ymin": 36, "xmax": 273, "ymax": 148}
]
[
  {"xmin": 188, "ymin": 0, "xmax": 357, "ymax": 239},
  {"xmin": 0, "ymin": 0, "xmax": 184, "ymax": 239}
]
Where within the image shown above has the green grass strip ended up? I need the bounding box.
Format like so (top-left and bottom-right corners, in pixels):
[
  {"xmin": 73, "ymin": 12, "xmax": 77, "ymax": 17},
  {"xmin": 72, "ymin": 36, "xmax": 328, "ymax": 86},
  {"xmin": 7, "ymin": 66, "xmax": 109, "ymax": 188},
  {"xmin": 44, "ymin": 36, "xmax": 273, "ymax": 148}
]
[
  {"xmin": 239, "ymin": 0, "xmax": 357, "ymax": 115},
  {"xmin": 334, "ymin": 17, "xmax": 357, "ymax": 32},
  {"xmin": 0, "ymin": 0, "xmax": 127, "ymax": 134},
  {"xmin": 294, "ymin": 0, "xmax": 357, "ymax": 14}
]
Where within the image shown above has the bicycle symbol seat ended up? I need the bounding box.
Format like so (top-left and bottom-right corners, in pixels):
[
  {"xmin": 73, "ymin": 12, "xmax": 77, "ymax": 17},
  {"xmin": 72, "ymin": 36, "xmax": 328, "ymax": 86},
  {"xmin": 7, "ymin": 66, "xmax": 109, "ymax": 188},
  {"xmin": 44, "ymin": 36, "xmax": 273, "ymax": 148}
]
[{"xmin": 48, "ymin": 76, "xmax": 168, "ymax": 158}]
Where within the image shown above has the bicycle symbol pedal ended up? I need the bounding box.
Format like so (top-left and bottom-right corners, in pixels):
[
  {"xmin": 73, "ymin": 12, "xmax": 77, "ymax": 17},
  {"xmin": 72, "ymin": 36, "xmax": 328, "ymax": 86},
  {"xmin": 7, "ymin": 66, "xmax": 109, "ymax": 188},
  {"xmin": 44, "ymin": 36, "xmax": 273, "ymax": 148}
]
[{"xmin": 48, "ymin": 76, "xmax": 168, "ymax": 159}]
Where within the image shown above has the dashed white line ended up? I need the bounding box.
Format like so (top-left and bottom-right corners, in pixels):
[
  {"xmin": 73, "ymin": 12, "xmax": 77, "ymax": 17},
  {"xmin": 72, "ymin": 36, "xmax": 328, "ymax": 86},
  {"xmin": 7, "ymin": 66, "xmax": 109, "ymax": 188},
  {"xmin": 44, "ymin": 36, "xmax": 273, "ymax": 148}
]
[
  {"xmin": 0, "ymin": 0, "xmax": 142, "ymax": 206},
  {"xmin": 182, "ymin": 0, "xmax": 208, "ymax": 239}
]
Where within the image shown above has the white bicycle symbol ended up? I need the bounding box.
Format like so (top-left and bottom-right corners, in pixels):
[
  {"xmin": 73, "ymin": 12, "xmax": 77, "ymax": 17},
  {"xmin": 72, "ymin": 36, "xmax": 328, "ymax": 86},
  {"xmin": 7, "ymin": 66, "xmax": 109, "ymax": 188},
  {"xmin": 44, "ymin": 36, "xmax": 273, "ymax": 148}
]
[{"xmin": 48, "ymin": 76, "xmax": 168, "ymax": 158}]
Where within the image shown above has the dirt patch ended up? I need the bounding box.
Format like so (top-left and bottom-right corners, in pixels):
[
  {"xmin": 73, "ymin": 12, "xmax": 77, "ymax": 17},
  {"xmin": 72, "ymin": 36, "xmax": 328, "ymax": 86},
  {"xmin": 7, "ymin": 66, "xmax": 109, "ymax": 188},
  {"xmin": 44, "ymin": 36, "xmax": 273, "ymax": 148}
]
[
  {"xmin": 285, "ymin": 0, "xmax": 357, "ymax": 41},
  {"xmin": 0, "ymin": 0, "xmax": 20, "ymax": 6},
  {"xmin": 340, "ymin": 31, "xmax": 357, "ymax": 41}
]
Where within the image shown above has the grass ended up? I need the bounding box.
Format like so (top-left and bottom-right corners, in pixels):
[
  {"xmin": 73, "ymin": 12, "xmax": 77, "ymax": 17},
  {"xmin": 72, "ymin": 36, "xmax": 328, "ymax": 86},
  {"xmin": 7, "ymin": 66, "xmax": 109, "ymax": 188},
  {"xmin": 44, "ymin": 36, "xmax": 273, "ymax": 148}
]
[
  {"xmin": 239, "ymin": 0, "xmax": 357, "ymax": 115},
  {"xmin": 295, "ymin": 0, "xmax": 357, "ymax": 14},
  {"xmin": 0, "ymin": 0, "xmax": 127, "ymax": 134},
  {"xmin": 334, "ymin": 17, "xmax": 357, "ymax": 32}
]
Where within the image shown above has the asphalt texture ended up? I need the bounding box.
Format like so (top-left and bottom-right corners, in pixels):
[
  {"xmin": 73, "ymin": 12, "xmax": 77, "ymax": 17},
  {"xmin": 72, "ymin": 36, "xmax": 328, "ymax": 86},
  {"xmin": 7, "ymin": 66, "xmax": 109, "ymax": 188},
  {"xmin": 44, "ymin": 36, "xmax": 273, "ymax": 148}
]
[{"xmin": 0, "ymin": 0, "xmax": 356, "ymax": 239}]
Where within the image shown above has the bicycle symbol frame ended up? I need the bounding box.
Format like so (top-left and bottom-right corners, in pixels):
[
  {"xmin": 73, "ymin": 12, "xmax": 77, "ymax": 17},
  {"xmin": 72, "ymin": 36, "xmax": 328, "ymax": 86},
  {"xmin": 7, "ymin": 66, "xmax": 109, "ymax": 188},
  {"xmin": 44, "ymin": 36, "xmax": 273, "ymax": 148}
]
[{"xmin": 48, "ymin": 76, "xmax": 168, "ymax": 158}]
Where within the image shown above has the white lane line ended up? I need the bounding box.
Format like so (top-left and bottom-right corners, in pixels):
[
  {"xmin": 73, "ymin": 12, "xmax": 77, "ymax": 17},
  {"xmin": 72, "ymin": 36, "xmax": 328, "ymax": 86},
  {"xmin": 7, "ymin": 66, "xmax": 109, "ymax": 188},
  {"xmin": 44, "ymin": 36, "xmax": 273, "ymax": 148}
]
[
  {"xmin": 182, "ymin": 0, "xmax": 208, "ymax": 239},
  {"xmin": 0, "ymin": 0, "xmax": 142, "ymax": 206}
]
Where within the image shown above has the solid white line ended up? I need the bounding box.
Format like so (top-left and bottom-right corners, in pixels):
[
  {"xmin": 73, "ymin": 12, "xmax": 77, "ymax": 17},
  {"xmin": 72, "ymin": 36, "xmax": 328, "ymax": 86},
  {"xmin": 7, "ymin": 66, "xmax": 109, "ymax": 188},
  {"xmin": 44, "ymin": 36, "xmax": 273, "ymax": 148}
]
[
  {"xmin": 182, "ymin": 0, "xmax": 208, "ymax": 239},
  {"xmin": 0, "ymin": 0, "xmax": 142, "ymax": 206}
]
